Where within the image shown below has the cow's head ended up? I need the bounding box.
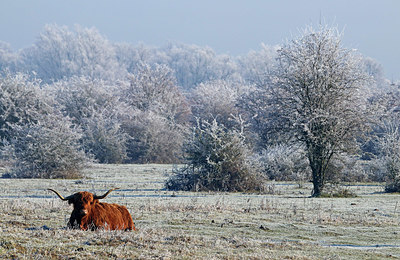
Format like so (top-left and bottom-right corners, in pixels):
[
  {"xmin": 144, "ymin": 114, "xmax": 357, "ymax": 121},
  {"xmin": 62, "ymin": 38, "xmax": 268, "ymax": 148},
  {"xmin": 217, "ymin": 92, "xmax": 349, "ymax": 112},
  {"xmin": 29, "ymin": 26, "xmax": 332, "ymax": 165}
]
[{"xmin": 48, "ymin": 188, "xmax": 118, "ymax": 216}]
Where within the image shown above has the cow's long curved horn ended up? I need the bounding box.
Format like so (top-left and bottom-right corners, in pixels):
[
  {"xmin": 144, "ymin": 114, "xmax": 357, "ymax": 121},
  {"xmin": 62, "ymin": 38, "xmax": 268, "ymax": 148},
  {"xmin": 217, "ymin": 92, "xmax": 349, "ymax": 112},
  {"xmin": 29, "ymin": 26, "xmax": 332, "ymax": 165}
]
[
  {"xmin": 94, "ymin": 188, "xmax": 119, "ymax": 200},
  {"xmin": 47, "ymin": 189, "xmax": 74, "ymax": 201}
]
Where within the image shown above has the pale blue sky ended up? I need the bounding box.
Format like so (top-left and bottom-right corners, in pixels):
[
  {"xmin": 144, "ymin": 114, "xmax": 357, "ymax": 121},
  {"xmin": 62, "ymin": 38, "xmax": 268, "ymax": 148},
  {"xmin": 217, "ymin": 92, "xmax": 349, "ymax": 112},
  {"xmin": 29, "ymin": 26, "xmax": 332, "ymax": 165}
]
[{"xmin": 0, "ymin": 0, "xmax": 399, "ymax": 80}]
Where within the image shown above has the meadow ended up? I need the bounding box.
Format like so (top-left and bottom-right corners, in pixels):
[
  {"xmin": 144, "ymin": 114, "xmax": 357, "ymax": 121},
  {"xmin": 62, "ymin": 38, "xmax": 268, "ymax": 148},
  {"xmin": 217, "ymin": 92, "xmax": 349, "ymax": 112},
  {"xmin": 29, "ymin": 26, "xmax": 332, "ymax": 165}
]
[{"xmin": 0, "ymin": 164, "xmax": 399, "ymax": 259}]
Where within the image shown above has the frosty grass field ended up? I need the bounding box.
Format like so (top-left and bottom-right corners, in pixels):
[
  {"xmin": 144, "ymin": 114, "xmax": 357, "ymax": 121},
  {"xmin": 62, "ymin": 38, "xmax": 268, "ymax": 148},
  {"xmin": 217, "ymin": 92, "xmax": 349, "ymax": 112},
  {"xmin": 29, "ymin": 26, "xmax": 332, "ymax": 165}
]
[{"xmin": 0, "ymin": 164, "xmax": 399, "ymax": 259}]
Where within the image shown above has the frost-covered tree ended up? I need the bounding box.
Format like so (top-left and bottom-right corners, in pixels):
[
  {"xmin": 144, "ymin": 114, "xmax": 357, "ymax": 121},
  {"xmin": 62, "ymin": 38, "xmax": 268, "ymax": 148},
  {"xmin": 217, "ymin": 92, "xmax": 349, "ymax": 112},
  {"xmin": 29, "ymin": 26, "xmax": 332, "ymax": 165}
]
[
  {"xmin": 370, "ymin": 83, "xmax": 400, "ymax": 191},
  {"xmin": 237, "ymin": 83, "xmax": 276, "ymax": 150},
  {"xmin": 114, "ymin": 43, "xmax": 162, "ymax": 73},
  {"xmin": 21, "ymin": 24, "xmax": 122, "ymax": 83},
  {"xmin": 269, "ymin": 26, "xmax": 370, "ymax": 196},
  {"xmin": 0, "ymin": 73, "xmax": 89, "ymax": 178},
  {"xmin": 126, "ymin": 110, "xmax": 187, "ymax": 163},
  {"xmin": 190, "ymin": 80, "xmax": 251, "ymax": 128},
  {"xmin": 51, "ymin": 77, "xmax": 123, "ymax": 124},
  {"xmin": 162, "ymin": 43, "xmax": 238, "ymax": 90},
  {"xmin": 163, "ymin": 43, "xmax": 215, "ymax": 90},
  {"xmin": 51, "ymin": 76, "xmax": 129, "ymax": 163},
  {"xmin": 80, "ymin": 110, "xmax": 129, "ymax": 164},
  {"xmin": 362, "ymin": 57, "xmax": 387, "ymax": 90},
  {"xmin": 120, "ymin": 63, "xmax": 190, "ymax": 163},
  {"xmin": 0, "ymin": 41, "xmax": 18, "ymax": 72},
  {"xmin": 238, "ymin": 43, "xmax": 278, "ymax": 87},
  {"xmin": 122, "ymin": 63, "xmax": 186, "ymax": 116},
  {"xmin": 115, "ymin": 42, "xmax": 240, "ymax": 90},
  {"xmin": 0, "ymin": 72, "xmax": 52, "ymax": 142},
  {"xmin": 380, "ymin": 120, "xmax": 400, "ymax": 192}
]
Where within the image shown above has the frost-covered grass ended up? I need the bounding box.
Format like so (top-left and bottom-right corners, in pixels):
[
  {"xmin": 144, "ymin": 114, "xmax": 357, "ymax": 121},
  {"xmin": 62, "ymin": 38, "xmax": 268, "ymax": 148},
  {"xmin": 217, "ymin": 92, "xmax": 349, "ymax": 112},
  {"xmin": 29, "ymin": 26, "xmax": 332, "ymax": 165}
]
[{"xmin": 0, "ymin": 164, "xmax": 399, "ymax": 259}]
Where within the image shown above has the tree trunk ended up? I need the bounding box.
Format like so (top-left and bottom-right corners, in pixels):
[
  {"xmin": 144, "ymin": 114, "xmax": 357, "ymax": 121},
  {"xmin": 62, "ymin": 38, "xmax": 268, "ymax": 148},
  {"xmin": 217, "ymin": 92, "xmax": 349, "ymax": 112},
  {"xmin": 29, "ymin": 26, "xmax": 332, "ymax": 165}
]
[
  {"xmin": 308, "ymin": 143, "xmax": 326, "ymax": 197},
  {"xmin": 311, "ymin": 168, "xmax": 324, "ymax": 197}
]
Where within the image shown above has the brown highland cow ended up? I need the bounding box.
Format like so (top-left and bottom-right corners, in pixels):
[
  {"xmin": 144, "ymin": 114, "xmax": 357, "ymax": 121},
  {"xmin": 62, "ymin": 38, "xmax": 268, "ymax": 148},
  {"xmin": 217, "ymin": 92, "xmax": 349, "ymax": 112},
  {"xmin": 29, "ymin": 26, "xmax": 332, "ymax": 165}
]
[{"xmin": 48, "ymin": 188, "xmax": 135, "ymax": 231}]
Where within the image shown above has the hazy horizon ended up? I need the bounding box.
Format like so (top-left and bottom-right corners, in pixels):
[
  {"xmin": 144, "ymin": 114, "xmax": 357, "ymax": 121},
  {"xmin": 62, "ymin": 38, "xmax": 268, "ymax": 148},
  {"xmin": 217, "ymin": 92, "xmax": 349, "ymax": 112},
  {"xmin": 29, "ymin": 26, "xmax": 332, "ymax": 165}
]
[{"xmin": 1, "ymin": 0, "xmax": 399, "ymax": 80}]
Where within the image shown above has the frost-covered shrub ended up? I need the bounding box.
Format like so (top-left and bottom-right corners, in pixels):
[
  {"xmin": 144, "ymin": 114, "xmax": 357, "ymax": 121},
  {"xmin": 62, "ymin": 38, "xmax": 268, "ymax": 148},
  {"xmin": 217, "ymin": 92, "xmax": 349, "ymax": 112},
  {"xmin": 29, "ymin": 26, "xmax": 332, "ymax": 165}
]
[
  {"xmin": 259, "ymin": 145, "xmax": 310, "ymax": 181},
  {"xmin": 1, "ymin": 114, "xmax": 89, "ymax": 179},
  {"xmin": 166, "ymin": 119, "xmax": 267, "ymax": 192}
]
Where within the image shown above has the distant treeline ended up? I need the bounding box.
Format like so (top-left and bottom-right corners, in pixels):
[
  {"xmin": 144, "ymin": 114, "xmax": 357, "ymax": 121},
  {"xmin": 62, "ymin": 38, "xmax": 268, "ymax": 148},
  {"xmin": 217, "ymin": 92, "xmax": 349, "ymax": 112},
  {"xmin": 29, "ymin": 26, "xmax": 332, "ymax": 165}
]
[{"xmin": 0, "ymin": 24, "xmax": 399, "ymax": 194}]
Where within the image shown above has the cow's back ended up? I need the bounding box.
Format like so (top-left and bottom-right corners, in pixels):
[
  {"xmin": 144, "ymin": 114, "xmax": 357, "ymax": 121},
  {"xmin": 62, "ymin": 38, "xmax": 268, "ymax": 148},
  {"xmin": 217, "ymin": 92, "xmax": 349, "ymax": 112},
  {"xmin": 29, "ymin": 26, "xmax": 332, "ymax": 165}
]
[
  {"xmin": 114, "ymin": 203, "xmax": 135, "ymax": 230},
  {"xmin": 87, "ymin": 202, "xmax": 135, "ymax": 230}
]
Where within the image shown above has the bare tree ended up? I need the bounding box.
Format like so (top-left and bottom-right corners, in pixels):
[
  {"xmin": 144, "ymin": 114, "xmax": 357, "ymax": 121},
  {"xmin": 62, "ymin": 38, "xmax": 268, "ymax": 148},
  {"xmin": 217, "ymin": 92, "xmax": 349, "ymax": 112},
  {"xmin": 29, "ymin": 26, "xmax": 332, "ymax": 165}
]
[{"xmin": 270, "ymin": 26, "xmax": 370, "ymax": 196}]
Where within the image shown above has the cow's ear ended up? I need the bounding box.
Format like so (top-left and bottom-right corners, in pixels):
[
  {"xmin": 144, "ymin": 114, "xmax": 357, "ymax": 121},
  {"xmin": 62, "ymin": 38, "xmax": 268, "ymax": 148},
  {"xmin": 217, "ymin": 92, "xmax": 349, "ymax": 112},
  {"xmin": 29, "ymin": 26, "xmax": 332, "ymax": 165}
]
[
  {"xmin": 92, "ymin": 199, "xmax": 99, "ymax": 205},
  {"xmin": 68, "ymin": 198, "xmax": 74, "ymax": 205}
]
